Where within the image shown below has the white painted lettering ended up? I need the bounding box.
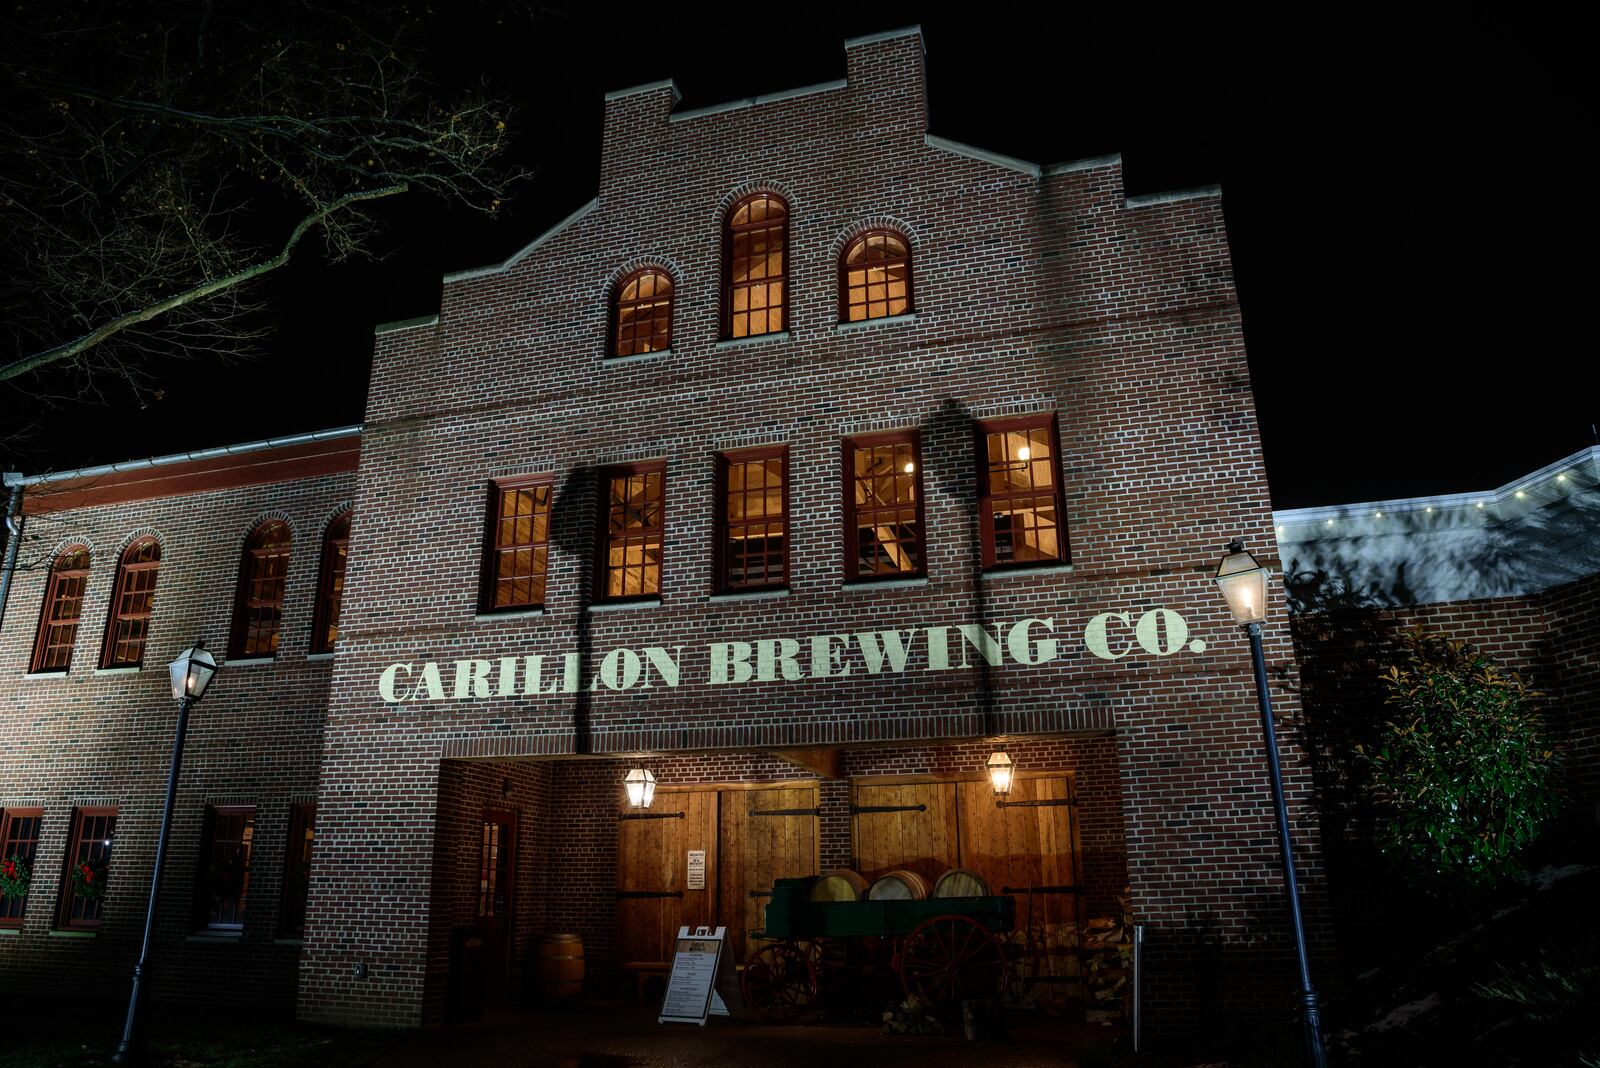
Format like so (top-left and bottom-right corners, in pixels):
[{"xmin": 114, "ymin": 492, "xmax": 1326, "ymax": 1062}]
[
  {"xmin": 378, "ymin": 663, "xmax": 412, "ymax": 704},
  {"xmin": 595, "ymin": 647, "xmax": 642, "ymax": 691},
  {"xmin": 956, "ymin": 624, "xmax": 1005, "ymax": 667},
  {"xmin": 1007, "ymin": 617, "xmax": 1057, "ymax": 665},
  {"xmin": 757, "ymin": 638, "xmax": 804, "ymax": 682},
  {"xmin": 810, "ymin": 634, "xmax": 852, "ymax": 679},
  {"xmin": 415, "ymin": 661, "xmax": 447, "ymax": 701},
  {"xmin": 1135, "ymin": 609, "xmax": 1189, "ymax": 656},
  {"xmin": 856, "ymin": 629, "xmax": 916, "ymax": 674},
  {"xmin": 1085, "ymin": 612, "xmax": 1133, "ymax": 661},
  {"xmin": 453, "ymin": 659, "xmax": 494, "ymax": 700},
  {"xmin": 709, "ymin": 642, "xmax": 754, "ymax": 685},
  {"xmin": 644, "ymin": 646, "xmax": 681, "ymax": 688}
]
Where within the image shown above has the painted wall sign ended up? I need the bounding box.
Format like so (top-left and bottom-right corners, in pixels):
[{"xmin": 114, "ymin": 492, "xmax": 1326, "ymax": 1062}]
[{"xmin": 376, "ymin": 608, "xmax": 1207, "ymax": 704}]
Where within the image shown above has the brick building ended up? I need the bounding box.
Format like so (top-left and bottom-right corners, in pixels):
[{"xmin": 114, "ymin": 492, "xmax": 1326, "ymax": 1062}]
[{"xmin": 2, "ymin": 26, "xmax": 1330, "ymax": 1034}]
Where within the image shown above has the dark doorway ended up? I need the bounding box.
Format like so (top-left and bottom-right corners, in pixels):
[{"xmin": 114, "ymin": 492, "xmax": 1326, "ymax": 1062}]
[{"xmin": 478, "ymin": 809, "xmax": 517, "ymax": 1002}]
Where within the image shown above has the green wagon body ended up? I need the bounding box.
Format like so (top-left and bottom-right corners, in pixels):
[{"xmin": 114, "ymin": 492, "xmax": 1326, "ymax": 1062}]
[{"xmin": 758, "ymin": 876, "xmax": 1015, "ymax": 940}]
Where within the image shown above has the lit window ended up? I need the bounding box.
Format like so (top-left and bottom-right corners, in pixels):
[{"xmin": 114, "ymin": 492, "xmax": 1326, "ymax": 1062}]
[
  {"xmin": 311, "ymin": 512, "xmax": 351, "ymax": 652},
  {"xmin": 101, "ymin": 537, "xmax": 161, "ymax": 668},
  {"xmin": 840, "ymin": 230, "xmax": 912, "ymax": 322},
  {"xmin": 598, "ymin": 463, "xmax": 665, "ymax": 601},
  {"xmin": 59, "ymin": 808, "xmax": 115, "ymax": 929},
  {"xmin": 30, "ymin": 545, "xmax": 90, "ymax": 673},
  {"xmin": 978, "ymin": 414, "xmax": 1067, "ymax": 568},
  {"xmin": 844, "ymin": 432, "xmax": 924, "ymax": 579},
  {"xmin": 230, "ymin": 520, "xmax": 291, "ymax": 658},
  {"xmin": 723, "ymin": 194, "xmax": 788, "ymax": 339},
  {"xmin": 482, "ymin": 479, "xmax": 552, "ymax": 612},
  {"xmin": 717, "ymin": 447, "xmax": 788, "ymax": 593},
  {"xmin": 613, "ymin": 268, "xmax": 673, "ymax": 356},
  {"xmin": 194, "ymin": 806, "xmax": 255, "ymax": 931}
]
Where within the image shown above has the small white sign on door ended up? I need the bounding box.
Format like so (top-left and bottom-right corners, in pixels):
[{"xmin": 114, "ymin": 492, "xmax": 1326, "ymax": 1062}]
[{"xmin": 686, "ymin": 850, "xmax": 706, "ymax": 890}]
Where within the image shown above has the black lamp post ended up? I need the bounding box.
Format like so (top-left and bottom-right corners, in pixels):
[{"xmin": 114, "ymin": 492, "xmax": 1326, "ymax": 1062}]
[
  {"xmin": 1214, "ymin": 541, "xmax": 1327, "ymax": 1068},
  {"xmin": 112, "ymin": 639, "xmax": 219, "ymax": 1064}
]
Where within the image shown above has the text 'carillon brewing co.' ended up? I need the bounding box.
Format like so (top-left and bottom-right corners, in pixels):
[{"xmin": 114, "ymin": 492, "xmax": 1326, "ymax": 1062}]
[{"xmin": 376, "ymin": 608, "xmax": 1209, "ymax": 703}]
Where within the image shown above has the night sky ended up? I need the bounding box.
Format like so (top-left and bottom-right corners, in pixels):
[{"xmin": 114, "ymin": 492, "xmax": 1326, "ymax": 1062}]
[{"xmin": 1, "ymin": 12, "xmax": 1589, "ymax": 510}]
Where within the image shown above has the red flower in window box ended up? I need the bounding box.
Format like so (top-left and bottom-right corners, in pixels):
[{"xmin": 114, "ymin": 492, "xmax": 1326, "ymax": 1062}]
[
  {"xmin": 70, "ymin": 855, "xmax": 109, "ymax": 902},
  {"xmin": 0, "ymin": 854, "xmax": 29, "ymax": 900}
]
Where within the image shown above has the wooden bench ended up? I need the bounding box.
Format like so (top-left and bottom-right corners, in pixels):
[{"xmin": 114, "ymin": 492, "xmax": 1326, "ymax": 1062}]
[{"xmin": 622, "ymin": 960, "xmax": 671, "ymax": 1004}]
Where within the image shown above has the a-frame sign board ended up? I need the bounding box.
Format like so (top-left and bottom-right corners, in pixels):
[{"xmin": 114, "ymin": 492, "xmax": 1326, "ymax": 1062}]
[{"xmin": 658, "ymin": 925, "xmax": 739, "ymax": 1025}]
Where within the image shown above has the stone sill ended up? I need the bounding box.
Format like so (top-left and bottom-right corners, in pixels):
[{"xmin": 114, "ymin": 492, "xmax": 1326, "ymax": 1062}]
[
  {"xmin": 273, "ymin": 937, "xmax": 305, "ymax": 947},
  {"xmin": 708, "ymin": 588, "xmax": 790, "ymax": 603},
  {"xmin": 474, "ymin": 607, "xmax": 546, "ymax": 622},
  {"xmin": 714, "ymin": 330, "xmax": 791, "ymax": 350},
  {"xmin": 20, "ymin": 671, "xmax": 68, "ymax": 682},
  {"xmin": 94, "ymin": 666, "xmax": 143, "ymax": 676},
  {"xmin": 187, "ymin": 931, "xmax": 243, "ymax": 944},
  {"xmin": 604, "ymin": 348, "xmax": 672, "ymax": 366},
  {"xmin": 980, "ymin": 562, "xmax": 1075, "ymax": 581},
  {"xmin": 0, "ymin": 927, "xmax": 19, "ymax": 937},
  {"xmin": 48, "ymin": 929, "xmax": 98, "ymax": 939},
  {"xmin": 834, "ymin": 312, "xmax": 916, "ymax": 332},
  {"xmin": 843, "ymin": 576, "xmax": 929, "ymax": 592},
  {"xmin": 587, "ymin": 598, "xmax": 662, "ymax": 613},
  {"xmin": 224, "ymin": 657, "xmax": 275, "ymax": 668}
]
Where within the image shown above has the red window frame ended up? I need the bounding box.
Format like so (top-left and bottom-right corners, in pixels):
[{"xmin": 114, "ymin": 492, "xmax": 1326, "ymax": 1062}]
[
  {"xmin": 30, "ymin": 545, "xmax": 91, "ymax": 673},
  {"xmin": 721, "ymin": 193, "xmax": 789, "ymax": 340},
  {"xmin": 842, "ymin": 431, "xmax": 927, "ymax": 581},
  {"xmin": 975, "ymin": 413, "xmax": 1069, "ymax": 570},
  {"xmin": 100, "ymin": 537, "xmax": 161, "ymax": 669},
  {"xmin": 194, "ymin": 805, "xmax": 255, "ymax": 931},
  {"xmin": 611, "ymin": 267, "xmax": 674, "ymax": 357},
  {"xmin": 278, "ymin": 802, "xmax": 316, "ymax": 940},
  {"xmin": 0, "ymin": 807, "xmax": 44, "ymax": 927},
  {"xmin": 310, "ymin": 512, "xmax": 352, "ymax": 653},
  {"xmin": 229, "ymin": 520, "xmax": 292, "ymax": 659},
  {"xmin": 595, "ymin": 462, "xmax": 666, "ymax": 603},
  {"xmin": 59, "ymin": 806, "xmax": 116, "ymax": 930},
  {"xmin": 480, "ymin": 477, "xmax": 553, "ymax": 613},
  {"xmin": 715, "ymin": 446, "xmax": 790, "ymax": 594},
  {"xmin": 839, "ymin": 229, "xmax": 914, "ymax": 323}
]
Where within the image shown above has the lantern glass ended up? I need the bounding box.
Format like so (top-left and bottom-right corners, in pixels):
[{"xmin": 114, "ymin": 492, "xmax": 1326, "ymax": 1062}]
[
  {"xmin": 624, "ymin": 768, "xmax": 656, "ymax": 809},
  {"xmin": 167, "ymin": 640, "xmax": 218, "ymax": 702},
  {"xmin": 986, "ymin": 750, "xmax": 1015, "ymax": 796},
  {"xmin": 1214, "ymin": 541, "xmax": 1269, "ymax": 626}
]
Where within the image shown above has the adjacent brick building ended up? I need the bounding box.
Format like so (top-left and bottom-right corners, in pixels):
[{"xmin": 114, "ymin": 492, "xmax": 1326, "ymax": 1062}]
[{"xmin": 3, "ymin": 26, "xmax": 1340, "ymax": 1036}]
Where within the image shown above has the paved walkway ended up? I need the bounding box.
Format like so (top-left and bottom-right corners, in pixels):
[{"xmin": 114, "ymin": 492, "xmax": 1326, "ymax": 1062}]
[{"xmin": 380, "ymin": 1003, "xmax": 1120, "ymax": 1067}]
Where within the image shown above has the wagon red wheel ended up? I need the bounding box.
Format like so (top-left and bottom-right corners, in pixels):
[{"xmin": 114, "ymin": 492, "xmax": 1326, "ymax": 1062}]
[
  {"xmin": 898, "ymin": 914, "xmax": 1008, "ymax": 1006},
  {"xmin": 741, "ymin": 941, "xmax": 818, "ymax": 1022}
]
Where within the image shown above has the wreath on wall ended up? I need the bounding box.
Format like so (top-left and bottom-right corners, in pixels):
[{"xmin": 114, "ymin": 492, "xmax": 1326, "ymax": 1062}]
[
  {"xmin": 70, "ymin": 856, "xmax": 109, "ymax": 902},
  {"xmin": 0, "ymin": 855, "xmax": 30, "ymax": 900}
]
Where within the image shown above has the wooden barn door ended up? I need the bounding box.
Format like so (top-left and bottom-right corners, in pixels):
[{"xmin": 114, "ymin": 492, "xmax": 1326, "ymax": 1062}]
[
  {"xmin": 616, "ymin": 790, "xmax": 717, "ymax": 965},
  {"xmin": 956, "ymin": 775, "xmax": 1082, "ymax": 993},
  {"xmin": 850, "ymin": 781, "xmax": 959, "ymax": 885},
  {"xmin": 719, "ymin": 784, "xmax": 820, "ymax": 963}
]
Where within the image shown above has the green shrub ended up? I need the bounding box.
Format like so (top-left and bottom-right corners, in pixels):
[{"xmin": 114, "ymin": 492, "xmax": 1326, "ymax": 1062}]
[{"xmin": 1358, "ymin": 628, "xmax": 1561, "ymax": 896}]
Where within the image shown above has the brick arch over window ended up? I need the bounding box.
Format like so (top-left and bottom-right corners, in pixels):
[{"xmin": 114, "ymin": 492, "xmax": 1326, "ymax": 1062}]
[
  {"xmin": 721, "ymin": 190, "xmax": 791, "ymax": 340},
  {"xmin": 100, "ymin": 535, "xmax": 162, "ymax": 668},
  {"xmin": 229, "ymin": 519, "xmax": 293, "ymax": 659},
  {"xmin": 30, "ymin": 543, "xmax": 92, "ymax": 673},
  {"xmin": 828, "ymin": 215, "xmax": 921, "ymax": 263},
  {"xmin": 113, "ymin": 526, "xmax": 167, "ymax": 557},
  {"xmin": 838, "ymin": 226, "xmax": 914, "ymax": 322},
  {"xmin": 608, "ymin": 264, "xmax": 676, "ymax": 357},
  {"xmin": 310, "ymin": 509, "xmax": 352, "ymax": 654}
]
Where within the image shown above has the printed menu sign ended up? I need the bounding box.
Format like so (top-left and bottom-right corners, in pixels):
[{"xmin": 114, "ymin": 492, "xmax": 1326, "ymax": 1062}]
[
  {"xmin": 687, "ymin": 850, "xmax": 706, "ymax": 890},
  {"xmin": 659, "ymin": 926, "xmax": 726, "ymax": 1025}
]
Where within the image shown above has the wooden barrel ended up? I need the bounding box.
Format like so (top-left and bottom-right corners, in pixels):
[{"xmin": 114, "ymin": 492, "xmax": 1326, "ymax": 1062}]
[
  {"xmin": 932, "ymin": 868, "xmax": 990, "ymax": 898},
  {"xmin": 534, "ymin": 933, "xmax": 585, "ymax": 999},
  {"xmin": 809, "ymin": 869, "xmax": 870, "ymax": 901},
  {"xmin": 867, "ymin": 870, "xmax": 929, "ymax": 900}
]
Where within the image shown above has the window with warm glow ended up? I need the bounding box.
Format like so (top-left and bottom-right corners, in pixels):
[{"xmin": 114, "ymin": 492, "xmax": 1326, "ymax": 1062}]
[
  {"xmin": 0, "ymin": 807, "xmax": 43, "ymax": 926},
  {"xmin": 101, "ymin": 537, "xmax": 161, "ymax": 668},
  {"xmin": 599, "ymin": 463, "xmax": 665, "ymax": 601},
  {"xmin": 30, "ymin": 545, "xmax": 90, "ymax": 673},
  {"xmin": 194, "ymin": 805, "xmax": 255, "ymax": 930},
  {"xmin": 230, "ymin": 520, "xmax": 291, "ymax": 658},
  {"xmin": 723, "ymin": 194, "xmax": 788, "ymax": 339},
  {"xmin": 59, "ymin": 807, "xmax": 115, "ymax": 929},
  {"xmin": 844, "ymin": 431, "xmax": 925, "ymax": 579},
  {"xmin": 613, "ymin": 268, "xmax": 673, "ymax": 356},
  {"xmin": 978, "ymin": 414, "xmax": 1067, "ymax": 568},
  {"xmin": 482, "ymin": 478, "xmax": 552, "ymax": 612},
  {"xmin": 717, "ymin": 447, "xmax": 788, "ymax": 593},
  {"xmin": 311, "ymin": 512, "xmax": 351, "ymax": 652},
  {"xmin": 840, "ymin": 230, "xmax": 912, "ymax": 322}
]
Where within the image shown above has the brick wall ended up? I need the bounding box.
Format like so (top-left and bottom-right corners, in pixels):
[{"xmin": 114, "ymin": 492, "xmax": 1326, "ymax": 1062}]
[{"xmin": 0, "ymin": 461, "xmax": 353, "ymax": 1008}]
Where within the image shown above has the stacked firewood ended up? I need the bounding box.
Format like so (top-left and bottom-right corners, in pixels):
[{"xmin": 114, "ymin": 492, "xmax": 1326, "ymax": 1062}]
[{"xmin": 1082, "ymin": 889, "xmax": 1134, "ymax": 1024}]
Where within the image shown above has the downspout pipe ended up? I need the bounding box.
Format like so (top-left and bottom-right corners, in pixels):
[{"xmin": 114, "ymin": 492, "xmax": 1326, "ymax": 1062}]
[{"xmin": 0, "ymin": 476, "xmax": 24, "ymax": 640}]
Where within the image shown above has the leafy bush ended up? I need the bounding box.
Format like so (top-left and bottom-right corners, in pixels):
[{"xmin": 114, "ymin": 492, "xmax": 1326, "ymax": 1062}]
[{"xmin": 1358, "ymin": 629, "xmax": 1561, "ymax": 895}]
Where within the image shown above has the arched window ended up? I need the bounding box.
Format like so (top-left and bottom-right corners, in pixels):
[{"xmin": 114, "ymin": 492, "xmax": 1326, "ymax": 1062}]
[
  {"xmin": 230, "ymin": 520, "xmax": 292, "ymax": 659},
  {"xmin": 310, "ymin": 512, "xmax": 351, "ymax": 653},
  {"xmin": 101, "ymin": 537, "xmax": 161, "ymax": 668},
  {"xmin": 840, "ymin": 230, "xmax": 912, "ymax": 322},
  {"xmin": 30, "ymin": 545, "xmax": 90, "ymax": 673},
  {"xmin": 723, "ymin": 193, "xmax": 788, "ymax": 340},
  {"xmin": 612, "ymin": 268, "xmax": 673, "ymax": 357}
]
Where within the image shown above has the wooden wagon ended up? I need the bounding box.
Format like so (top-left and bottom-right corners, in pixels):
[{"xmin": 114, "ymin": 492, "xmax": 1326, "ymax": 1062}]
[{"xmin": 740, "ymin": 876, "xmax": 1016, "ymax": 1020}]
